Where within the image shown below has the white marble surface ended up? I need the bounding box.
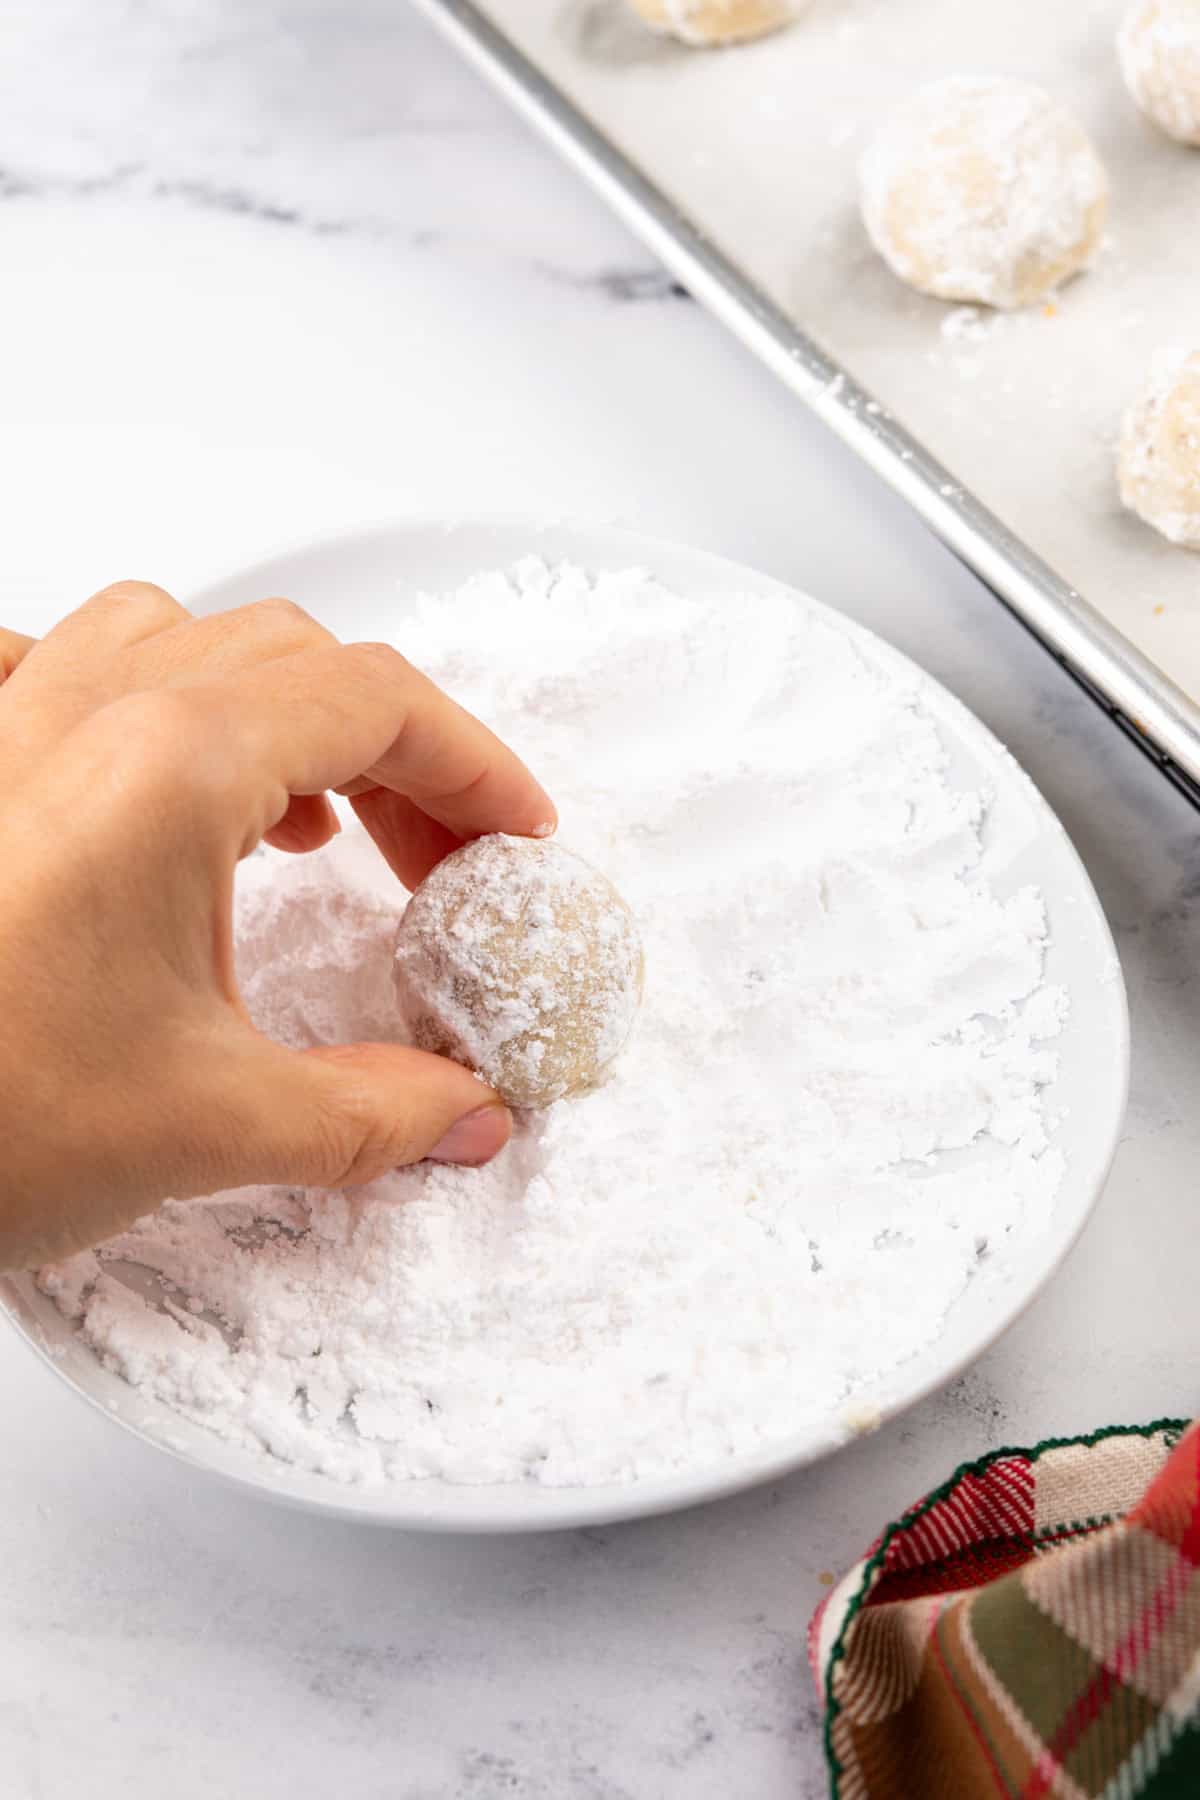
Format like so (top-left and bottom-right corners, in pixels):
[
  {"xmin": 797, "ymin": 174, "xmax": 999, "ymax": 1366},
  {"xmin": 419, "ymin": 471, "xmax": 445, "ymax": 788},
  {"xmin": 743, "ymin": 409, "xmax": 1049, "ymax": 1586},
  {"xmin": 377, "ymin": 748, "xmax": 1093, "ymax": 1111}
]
[{"xmin": 1, "ymin": 5, "xmax": 1198, "ymax": 1797}]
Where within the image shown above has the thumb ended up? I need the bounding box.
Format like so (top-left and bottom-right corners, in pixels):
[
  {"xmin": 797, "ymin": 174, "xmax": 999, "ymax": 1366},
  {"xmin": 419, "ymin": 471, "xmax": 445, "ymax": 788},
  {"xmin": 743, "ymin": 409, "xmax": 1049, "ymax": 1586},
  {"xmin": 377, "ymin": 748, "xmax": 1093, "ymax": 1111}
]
[{"xmin": 207, "ymin": 1033, "xmax": 512, "ymax": 1192}]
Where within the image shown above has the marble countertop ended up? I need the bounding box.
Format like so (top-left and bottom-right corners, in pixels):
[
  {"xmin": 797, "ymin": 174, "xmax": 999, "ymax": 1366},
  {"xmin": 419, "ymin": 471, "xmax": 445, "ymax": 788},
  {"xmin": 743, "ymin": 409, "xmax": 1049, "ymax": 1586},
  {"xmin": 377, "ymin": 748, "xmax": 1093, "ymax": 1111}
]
[{"xmin": 1, "ymin": 5, "xmax": 1197, "ymax": 1796}]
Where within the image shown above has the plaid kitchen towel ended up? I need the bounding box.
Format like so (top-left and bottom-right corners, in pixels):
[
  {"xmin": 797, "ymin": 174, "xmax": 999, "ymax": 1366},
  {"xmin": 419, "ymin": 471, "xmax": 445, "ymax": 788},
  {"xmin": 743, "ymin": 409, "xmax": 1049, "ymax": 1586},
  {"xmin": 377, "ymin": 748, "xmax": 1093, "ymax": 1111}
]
[{"xmin": 810, "ymin": 1418, "xmax": 1200, "ymax": 1796}]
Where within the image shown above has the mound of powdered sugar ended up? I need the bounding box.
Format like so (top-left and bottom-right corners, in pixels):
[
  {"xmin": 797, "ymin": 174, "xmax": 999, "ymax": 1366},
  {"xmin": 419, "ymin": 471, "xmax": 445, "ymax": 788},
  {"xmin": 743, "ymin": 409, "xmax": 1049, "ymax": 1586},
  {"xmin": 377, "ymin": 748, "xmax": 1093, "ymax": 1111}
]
[{"xmin": 38, "ymin": 559, "xmax": 1067, "ymax": 1489}]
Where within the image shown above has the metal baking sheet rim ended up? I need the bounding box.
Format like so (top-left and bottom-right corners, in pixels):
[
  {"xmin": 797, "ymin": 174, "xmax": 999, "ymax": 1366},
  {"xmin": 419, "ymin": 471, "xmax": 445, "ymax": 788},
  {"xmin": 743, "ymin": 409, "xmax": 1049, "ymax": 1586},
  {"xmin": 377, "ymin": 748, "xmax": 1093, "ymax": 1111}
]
[{"xmin": 412, "ymin": 0, "xmax": 1200, "ymax": 803}]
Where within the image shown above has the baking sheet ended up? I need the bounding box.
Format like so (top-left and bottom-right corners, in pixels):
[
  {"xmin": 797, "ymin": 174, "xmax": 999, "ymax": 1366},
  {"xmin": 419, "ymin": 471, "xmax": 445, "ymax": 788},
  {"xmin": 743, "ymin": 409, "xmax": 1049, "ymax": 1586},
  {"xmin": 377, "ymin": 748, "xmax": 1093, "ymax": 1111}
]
[{"xmin": 417, "ymin": 0, "xmax": 1200, "ymax": 786}]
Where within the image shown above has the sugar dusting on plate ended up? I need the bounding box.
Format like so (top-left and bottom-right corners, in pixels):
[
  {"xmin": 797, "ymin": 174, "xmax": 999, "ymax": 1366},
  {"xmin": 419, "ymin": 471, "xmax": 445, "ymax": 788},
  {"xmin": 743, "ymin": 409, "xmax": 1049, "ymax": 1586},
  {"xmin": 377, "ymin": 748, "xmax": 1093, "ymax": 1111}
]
[{"xmin": 38, "ymin": 560, "xmax": 1067, "ymax": 1489}]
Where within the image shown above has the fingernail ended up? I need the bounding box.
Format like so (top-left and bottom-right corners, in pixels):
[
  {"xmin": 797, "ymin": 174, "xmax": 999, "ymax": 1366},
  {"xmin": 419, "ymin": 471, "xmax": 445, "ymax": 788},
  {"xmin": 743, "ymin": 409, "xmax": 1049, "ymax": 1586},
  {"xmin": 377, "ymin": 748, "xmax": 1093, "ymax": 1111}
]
[{"xmin": 428, "ymin": 1103, "xmax": 511, "ymax": 1167}]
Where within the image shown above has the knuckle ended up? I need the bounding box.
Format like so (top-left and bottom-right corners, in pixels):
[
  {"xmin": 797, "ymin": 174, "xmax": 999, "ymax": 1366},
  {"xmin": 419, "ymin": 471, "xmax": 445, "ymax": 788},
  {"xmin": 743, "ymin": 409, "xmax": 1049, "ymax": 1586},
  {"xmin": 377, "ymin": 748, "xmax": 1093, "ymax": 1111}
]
[
  {"xmin": 351, "ymin": 640, "xmax": 412, "ymax": 683},
  {"xmin": 250, "ymin": 595, "xmax": 326, "ymax": 645},
  {"xmin": 87, "ymin": 579, "xmax": 182, "ymax": 626},
  {"xmin": 93, "ymin": 689, "xmax": 227, "ymax": 795},
  {"xmin": 103, "ymin": 686, "xmax": 203, "ymax": 747}
]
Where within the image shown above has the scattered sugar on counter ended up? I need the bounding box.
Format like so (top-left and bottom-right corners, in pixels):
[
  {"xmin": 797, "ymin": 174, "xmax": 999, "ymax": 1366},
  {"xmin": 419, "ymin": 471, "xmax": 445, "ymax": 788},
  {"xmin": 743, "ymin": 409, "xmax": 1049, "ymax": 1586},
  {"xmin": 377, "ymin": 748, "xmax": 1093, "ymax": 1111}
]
[{"xmin": 39, "ymin": 560, "xmax": 1066, "ymax": 1488}]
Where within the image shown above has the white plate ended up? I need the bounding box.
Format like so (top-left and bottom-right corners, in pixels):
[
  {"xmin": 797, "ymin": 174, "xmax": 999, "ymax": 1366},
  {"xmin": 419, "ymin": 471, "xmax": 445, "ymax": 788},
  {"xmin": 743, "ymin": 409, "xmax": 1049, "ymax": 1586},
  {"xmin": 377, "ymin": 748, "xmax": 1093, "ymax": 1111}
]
[{"xmin": 0, "ymin": 519, "xmax": 1129, "ymax": 1532}]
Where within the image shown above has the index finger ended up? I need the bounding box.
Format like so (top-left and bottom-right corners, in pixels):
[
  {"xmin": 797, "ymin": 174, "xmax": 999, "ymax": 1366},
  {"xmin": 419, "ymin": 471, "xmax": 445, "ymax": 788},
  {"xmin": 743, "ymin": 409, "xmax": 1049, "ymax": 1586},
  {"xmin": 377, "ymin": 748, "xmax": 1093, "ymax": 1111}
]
[{"xmin": 204, "ymin": 640, "xmax": 557, "ymax": 849}]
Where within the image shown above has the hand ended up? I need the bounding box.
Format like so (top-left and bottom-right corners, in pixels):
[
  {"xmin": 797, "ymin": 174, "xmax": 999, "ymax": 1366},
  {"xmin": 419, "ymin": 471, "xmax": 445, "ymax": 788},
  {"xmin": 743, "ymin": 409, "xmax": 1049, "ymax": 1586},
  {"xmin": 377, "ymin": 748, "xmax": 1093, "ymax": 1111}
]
[{"xmin": 0, "ymin": 582, "xmax": 556, "ymax": 1270}]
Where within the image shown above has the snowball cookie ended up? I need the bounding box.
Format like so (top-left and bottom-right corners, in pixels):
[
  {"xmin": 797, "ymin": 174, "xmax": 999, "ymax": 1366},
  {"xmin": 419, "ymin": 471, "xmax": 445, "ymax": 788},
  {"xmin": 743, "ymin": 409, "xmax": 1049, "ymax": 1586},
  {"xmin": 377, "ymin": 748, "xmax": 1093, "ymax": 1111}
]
[
  {"xmin": 1119, "ymin": 0, "xmax": 1200, "ymax": 144},
  {"xmin": 627, "ymin": 0, "xmax": 798, "ymax": 47},
  {"xmin": 1118, "ymin": 346, "xmax": 1200, "ymax": 547},
  {"xmin": 394, "ymin": 834, "xmax": 644, "ymax": 1110},
  {"xmin": 859, "ymin": 76, "xmax": 1110, "ymax": 310}
]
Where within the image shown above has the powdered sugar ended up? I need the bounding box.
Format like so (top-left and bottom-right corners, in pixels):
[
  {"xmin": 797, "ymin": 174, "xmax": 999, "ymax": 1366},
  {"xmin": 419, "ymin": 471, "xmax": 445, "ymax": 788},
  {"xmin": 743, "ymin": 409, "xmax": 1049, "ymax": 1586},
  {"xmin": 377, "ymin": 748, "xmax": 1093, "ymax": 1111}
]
[
  {"xmin": 860, "ymin": 76, "xmax": 1109, "ymax": 310},
  {"xmin": 941, "ymin": 306, "xmax": 1000, "ymax": 347},
  {"xmin": 38, "ymin": 560, "xmax": 1067, "ymax": 1490}
]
